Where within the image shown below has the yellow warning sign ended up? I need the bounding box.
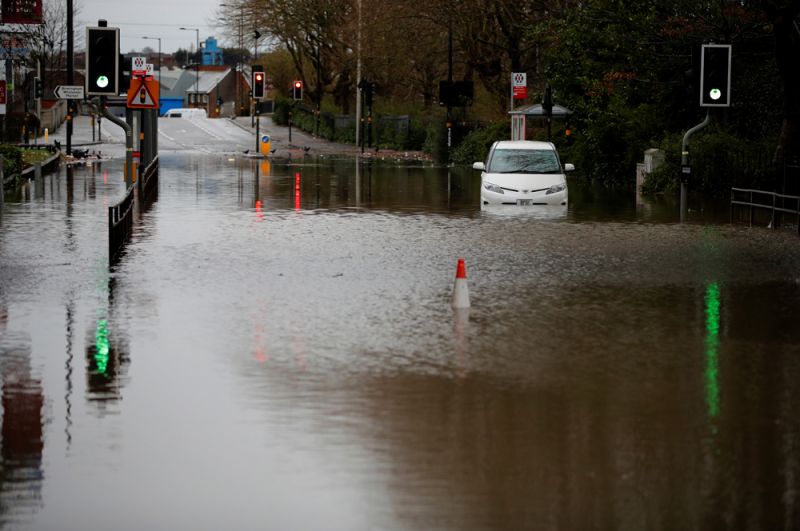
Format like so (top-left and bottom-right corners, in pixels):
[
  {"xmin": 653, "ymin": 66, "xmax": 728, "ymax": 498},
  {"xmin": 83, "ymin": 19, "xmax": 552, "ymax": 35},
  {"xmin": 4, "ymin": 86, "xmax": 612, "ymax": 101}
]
[{"xmin": 127, "ymin": 79, "xmax": 159, "ymax": 109}]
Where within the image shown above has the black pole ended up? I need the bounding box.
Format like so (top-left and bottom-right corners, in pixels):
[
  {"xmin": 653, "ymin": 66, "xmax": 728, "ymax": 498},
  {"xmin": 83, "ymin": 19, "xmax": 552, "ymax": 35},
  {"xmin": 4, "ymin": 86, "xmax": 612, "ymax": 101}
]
[{"xmin": 66, "ymin": 0, "xmax": 74, "ymax": 155}]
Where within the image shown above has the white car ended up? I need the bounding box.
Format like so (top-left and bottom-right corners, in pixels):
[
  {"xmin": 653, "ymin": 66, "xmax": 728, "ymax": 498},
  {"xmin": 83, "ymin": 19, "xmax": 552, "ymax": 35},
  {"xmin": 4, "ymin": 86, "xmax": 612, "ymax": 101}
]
[{"xmin": 473, "ymin": 140, "xmax": 574, "ymax": 206}]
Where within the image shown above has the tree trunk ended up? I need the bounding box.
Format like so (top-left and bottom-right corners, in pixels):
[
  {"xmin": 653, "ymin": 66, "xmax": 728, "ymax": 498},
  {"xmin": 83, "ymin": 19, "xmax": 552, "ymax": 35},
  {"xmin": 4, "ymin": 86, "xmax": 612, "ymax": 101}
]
[{"xmin": 764, "ymin": 2, "xmax": 800, "ymax": 164}]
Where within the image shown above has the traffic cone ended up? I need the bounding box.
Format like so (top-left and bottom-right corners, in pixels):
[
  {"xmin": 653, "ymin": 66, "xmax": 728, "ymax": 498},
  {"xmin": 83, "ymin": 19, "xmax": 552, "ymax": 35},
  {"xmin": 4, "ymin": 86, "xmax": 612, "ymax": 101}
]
[{"xmin": 451, "ymin": 258, "xmax": 470, "ymax": 308}]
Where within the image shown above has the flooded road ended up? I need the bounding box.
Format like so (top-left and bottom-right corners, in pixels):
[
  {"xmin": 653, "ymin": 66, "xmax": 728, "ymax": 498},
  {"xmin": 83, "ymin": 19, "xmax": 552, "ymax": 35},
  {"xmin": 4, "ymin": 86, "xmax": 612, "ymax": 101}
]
[{"xmin": 1, "ymin": 154, "xmax": 799, "ymax": 530}]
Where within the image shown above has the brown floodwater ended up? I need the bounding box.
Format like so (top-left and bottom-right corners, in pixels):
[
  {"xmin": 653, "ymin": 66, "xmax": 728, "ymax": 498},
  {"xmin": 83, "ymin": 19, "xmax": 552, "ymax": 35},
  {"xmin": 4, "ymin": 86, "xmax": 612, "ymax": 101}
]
[{"xmin": 1, "ymin": 155, "xmax": 799, "ymax": 530}]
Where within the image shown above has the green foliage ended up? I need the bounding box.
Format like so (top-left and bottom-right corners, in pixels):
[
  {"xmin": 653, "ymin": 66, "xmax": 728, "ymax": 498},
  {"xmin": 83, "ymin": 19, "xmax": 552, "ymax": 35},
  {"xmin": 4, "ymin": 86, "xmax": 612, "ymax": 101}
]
[
  {"xmin": 0, "ymin": 144, "xmax": 24, "ymax": 176},
  {"xmin": 451, "ymin": 121, "xmax": 509, "ymax": 165},
  {"xmin": 538, "ymin": 0, "xmax": 782, "ymax": 187},
  {"xmin": 423, "ymin": 119, "xmax": 449, "ymax": 164},
  {"xmin": 641, "ymin": 128, "xmax": 780, "ymax": 196}
]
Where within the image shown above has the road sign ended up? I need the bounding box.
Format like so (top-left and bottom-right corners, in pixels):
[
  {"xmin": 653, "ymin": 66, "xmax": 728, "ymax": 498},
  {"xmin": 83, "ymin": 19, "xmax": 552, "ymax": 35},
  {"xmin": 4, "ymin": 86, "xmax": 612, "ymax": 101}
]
[
  {"xmin": 54, "ymin": 85, "xmax": 85, "ymax": 100},
  {"xmin": 127, "ymin": 78, "xmax": 159, "ymax": 109},
  {"xmin": 512, "ymin": 72, "xmax": 527, "ymax": 100},
  {"xmin": 132, "ymin": 56, "xmax": 147, "ymax": 76},
  {"xmin": 146, "ymin": 63, "xmax": 154, "ymax": 78}
]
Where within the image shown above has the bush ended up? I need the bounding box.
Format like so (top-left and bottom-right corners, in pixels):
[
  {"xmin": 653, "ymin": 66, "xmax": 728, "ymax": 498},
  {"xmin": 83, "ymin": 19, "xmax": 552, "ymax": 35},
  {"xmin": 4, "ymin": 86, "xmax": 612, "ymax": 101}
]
[
  {"xmin": 0, "ymin": 144, "xmax": 24, "ymax": 176},
  {"xmin": 642, "ymin": 129, "xmax": 780, "ymax": 196},
  {"xmin": 450, "ymin": 121, "xmax": 509, "ymax": 165}
]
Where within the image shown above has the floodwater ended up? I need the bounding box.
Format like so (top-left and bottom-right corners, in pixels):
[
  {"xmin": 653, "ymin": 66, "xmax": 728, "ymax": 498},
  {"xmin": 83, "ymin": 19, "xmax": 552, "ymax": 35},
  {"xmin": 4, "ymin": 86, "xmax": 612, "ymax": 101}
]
[{"xmin": 1, "ymin": 155, "xmax": 799, "ymax": 531}]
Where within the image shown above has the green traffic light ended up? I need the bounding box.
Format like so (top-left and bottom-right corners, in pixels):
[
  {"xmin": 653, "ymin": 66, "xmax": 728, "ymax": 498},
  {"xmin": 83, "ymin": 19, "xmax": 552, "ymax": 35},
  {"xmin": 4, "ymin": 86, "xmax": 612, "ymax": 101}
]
[
  {"xmin": 709, "ymin": 88, "xmax": 722, "ymax": 101},
  {"xmin": 96, "ymin": 75, "xmax": 109, "ymax": 88}
]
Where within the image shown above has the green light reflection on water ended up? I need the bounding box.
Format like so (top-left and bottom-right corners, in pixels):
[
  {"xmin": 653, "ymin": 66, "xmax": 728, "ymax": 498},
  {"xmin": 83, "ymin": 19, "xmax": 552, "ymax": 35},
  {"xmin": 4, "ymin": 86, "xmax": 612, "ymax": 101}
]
[
  {"xmin": 704, "ymin": 283, "xmax": 721, "ymax": 419},
  {"xmin": 95, "ymin": 319, "xmax": 110, "ymax": 375}
]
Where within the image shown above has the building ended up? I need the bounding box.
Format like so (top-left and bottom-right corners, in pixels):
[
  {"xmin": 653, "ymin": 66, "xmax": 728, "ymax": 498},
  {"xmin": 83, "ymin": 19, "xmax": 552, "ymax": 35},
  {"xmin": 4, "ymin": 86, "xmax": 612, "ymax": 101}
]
[{"xmin": 160, "ymin": 65, "xmax": 250, "ymax": 117}]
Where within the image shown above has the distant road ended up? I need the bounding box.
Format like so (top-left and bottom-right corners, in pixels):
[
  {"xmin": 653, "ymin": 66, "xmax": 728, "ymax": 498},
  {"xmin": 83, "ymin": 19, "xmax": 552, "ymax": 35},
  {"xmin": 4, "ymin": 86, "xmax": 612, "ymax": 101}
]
[{"xmin": 157, "ymin": 116, "xmax": 254, "ymax": 154}]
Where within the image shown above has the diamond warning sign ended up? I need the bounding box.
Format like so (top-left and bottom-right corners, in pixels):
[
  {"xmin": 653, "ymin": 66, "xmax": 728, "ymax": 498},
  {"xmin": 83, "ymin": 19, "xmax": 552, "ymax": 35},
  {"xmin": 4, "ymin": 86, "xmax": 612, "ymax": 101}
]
[{"xmin": 127, "ymin": 78, "xmax": 159, "ymax": 109}]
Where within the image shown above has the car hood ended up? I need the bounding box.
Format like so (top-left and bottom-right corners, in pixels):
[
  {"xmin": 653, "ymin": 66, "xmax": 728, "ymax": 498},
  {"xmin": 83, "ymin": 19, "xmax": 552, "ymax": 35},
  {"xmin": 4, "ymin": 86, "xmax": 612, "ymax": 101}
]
[{"xmin": 481, "ymin": 172, "xmax": 566, "ymax": 191}]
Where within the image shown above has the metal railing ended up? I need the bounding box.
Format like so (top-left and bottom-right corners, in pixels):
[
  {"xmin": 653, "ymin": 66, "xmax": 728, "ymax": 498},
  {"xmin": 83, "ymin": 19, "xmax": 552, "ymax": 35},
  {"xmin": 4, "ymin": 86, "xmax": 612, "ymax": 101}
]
[
  {"xmin": 108, "ymin": 184, "xmax": 135, "ymax": 264},
  {"xmin": 138, "ymin": 155, "xmax": 159, "ymax": 204},
  {"xmin": 730, "ymin": 187, "xmax": 800, "ymax": 234}
]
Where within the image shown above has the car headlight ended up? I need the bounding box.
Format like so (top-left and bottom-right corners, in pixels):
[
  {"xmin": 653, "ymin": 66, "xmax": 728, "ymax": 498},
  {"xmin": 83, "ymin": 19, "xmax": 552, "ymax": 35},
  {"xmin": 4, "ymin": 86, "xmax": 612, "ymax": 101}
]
[
  {"xmin": 545, "ymin": 183, "xmax": 566, "ymax": 195},
  {"xmin": 483, "ymin": 182, "xmax": 504, "ymax": 194}
]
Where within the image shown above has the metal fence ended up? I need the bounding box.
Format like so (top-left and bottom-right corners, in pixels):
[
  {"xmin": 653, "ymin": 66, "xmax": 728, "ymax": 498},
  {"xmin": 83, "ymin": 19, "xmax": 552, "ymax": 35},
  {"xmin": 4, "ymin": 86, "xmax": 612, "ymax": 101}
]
[
  {"xmin": 138, "ymin": 155, "xmax": 159, "ymax": 205},
  {"xmin": 730, "ymin": 187, "xmax": 800, "ymax": 234},
  {"xmin": 108, "ymin": 184, "xmax": 135, "ymax": 264}
]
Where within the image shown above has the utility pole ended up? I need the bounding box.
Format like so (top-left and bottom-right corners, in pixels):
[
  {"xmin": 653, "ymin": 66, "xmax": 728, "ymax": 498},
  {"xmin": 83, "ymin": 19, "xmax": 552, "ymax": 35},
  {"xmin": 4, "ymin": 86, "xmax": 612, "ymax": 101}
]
[{"xmin": 66, "ymin": 0, "xmax": 73, "ymax": 154}]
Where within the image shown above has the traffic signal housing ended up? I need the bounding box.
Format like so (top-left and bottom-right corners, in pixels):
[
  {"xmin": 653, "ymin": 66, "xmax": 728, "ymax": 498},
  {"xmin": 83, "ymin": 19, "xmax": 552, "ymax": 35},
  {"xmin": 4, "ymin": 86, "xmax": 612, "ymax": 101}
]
[
  {"xmin": 700, "ymin": 44, "xmax": 731, "ymax": 107},
  {"xmin": 292, "ymin": 80, "xmax": 303, "ymax": 101},
  {"xmin": 252, "ymin": 71, "xmax": 265, "ymax": 100},
  {"xmin": 86, "ymin": 26, "xmax": 120, "ymax": 96},
  {"xmin": 34, "ymin": 77, "xmax": 43, "ymax": 99}
]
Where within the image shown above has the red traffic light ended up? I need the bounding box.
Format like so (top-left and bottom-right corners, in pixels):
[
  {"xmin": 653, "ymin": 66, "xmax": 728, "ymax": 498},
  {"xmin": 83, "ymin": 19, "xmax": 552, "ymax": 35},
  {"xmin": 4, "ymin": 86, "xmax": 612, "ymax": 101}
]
[
  {"xmin": 292, "ymin": 80, "xmax": 303, "ymax": 100},
  {"xmin": 255, "ymin": 73, "xmax": 263, "ymax": 81}
]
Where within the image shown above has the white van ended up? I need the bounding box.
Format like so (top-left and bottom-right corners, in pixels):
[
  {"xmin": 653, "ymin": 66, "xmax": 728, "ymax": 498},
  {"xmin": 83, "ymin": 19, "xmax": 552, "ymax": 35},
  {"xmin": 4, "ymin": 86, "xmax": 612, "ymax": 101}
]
[
  {"xmin": 473, "ymin": 140, "xmax": 574, "ymax": 206},
  {"xmin": 162, "ymin": 108, "xmax": 207, "ymax": 118}
]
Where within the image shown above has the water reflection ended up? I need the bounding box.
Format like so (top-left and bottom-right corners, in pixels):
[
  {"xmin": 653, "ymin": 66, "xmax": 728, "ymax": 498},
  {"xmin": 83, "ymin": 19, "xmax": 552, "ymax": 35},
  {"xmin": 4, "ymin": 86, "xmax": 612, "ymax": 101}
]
[
  {"xmin": 0, "ymin": 337, "xmax": 44, "ymax": 522},
  {"xmin": 85, "ymin": 277, "xmax": 130, "ymax": 408}
]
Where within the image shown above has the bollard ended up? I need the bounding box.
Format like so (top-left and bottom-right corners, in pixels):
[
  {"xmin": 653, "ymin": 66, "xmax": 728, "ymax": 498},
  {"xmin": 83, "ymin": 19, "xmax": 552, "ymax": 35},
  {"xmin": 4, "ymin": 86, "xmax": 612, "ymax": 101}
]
[
  {"xmin": 45, "ymin": 128, "xmax": 49, "ymax": 144},
  {"xmin": 451, "ymin": 258, "xmax": 470, "ymax": 308}
]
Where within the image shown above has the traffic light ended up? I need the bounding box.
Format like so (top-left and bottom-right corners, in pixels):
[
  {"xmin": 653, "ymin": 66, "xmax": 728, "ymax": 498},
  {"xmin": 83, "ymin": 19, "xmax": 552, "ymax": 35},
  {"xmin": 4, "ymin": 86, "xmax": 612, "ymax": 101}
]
[
  {"xmin": 700, "ymin": 44, "xmax": 731, "ymax": 107},
  {"xmin": 34, "ymin": 77, "xmax": 43, "ymax": 99},
  {"xmin": 85, "ymin": 26, "xmax": 120, "ymax": 96},
  {"xmin": 252, "ymin": 71, "xmax": 265, "ymax": 99},
  {"xmin": 292, "ymin": 80, "xmax": 303, "ymax": 100},
  {"xmin": 542, "ymin": 83, "xmax": 553, "ymax": 118}
]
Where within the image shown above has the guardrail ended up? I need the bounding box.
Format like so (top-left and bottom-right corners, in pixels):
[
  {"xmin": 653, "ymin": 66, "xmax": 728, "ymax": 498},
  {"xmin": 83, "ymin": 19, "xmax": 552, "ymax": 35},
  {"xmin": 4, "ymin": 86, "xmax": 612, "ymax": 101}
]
[
  {"xmin": 730, "ymin": 187, "xmax": 800, "ymax": 234},
  {"xmin": 138, "ymin": 154, "xmax": 159, "ymax": 204},
  {"xmin": 108, "ymin": 184, "xmax": 135, "ymax": 264}
]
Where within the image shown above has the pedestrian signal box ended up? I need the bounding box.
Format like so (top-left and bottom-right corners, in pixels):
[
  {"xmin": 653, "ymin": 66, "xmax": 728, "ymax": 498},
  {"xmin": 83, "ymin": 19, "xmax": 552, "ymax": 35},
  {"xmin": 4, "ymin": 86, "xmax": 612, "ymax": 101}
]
[{"xmin": 700, "ymin": 44, "xmax": 731, "ymax": 107}]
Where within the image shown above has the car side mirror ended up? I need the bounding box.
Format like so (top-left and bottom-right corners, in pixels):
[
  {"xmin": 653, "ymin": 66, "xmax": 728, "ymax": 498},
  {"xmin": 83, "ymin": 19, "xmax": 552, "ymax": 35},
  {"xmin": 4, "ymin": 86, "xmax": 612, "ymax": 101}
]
[
  {"xmin": 472, "ymin": 162, "xmax": 485, "ymax": 171},
  {"xmin": 564, "ymin": 163, "xmax": 575, "ymax": 172}
]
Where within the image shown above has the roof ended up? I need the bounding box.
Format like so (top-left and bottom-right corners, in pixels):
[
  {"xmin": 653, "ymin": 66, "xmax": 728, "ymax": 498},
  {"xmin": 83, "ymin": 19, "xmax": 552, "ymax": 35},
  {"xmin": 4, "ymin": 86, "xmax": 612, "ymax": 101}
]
[
  {"xmin": 160, "ymin": 68, "xmax": 233, "ymax": 97},
  {"xmin": 509, "ymin": 103, "xmax": 573, "ymax": 117},
  {"xmin": 493, "ymin": 140, "xmax": 556, "ymax": 150}
]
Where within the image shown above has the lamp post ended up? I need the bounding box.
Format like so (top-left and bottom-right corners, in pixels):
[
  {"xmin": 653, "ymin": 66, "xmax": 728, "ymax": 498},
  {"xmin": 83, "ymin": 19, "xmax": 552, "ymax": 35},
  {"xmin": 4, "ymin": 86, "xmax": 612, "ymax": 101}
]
[
  {"xmin": 179, "ymin": 27, "xmax": 200, "ymax": 108},
  {"xmin": 141, "ymin": 36, "xmax": 161, "ymax": 99}
]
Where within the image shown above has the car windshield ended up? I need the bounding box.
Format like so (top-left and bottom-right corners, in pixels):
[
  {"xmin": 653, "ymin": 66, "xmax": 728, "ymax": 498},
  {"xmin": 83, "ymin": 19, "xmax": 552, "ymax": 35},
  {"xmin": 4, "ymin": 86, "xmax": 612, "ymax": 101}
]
[{"xmin": 488, "ymin": 149, "xmax": 561, "ymax": 173}]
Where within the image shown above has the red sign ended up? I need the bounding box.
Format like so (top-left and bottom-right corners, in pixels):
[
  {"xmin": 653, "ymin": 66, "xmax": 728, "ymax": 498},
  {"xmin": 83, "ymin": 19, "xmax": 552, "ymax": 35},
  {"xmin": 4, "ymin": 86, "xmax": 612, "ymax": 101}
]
[
  {"xmin": 512, "ymin": 72, "xmax": 527, "ymax": 100},
  {"xmin": 1, "ymin": 0, "xmax": 43, "ymax": 24}
]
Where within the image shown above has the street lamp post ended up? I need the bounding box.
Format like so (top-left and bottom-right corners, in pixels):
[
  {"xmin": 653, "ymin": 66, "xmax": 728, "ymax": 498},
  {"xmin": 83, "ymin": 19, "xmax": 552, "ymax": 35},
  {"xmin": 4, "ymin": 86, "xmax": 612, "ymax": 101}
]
[{"xmin": 179, "ymin": 27, "xmax": 200, "ymax": 108}]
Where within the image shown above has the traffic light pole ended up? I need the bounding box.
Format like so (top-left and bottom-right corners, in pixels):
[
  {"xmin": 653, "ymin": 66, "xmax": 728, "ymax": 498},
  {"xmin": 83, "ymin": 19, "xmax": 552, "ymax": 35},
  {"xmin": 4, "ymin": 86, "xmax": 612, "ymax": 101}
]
[
  {"xmin": 66, "ymin": 0, "xmax": 74, "ymax": 155},
  {"xmin": 94, "ymin": 98, "xmax": 133, "ymax": 187},
  {"xmin": 680, "ymin": 110, "xmax": 711, "ymax": 222}
]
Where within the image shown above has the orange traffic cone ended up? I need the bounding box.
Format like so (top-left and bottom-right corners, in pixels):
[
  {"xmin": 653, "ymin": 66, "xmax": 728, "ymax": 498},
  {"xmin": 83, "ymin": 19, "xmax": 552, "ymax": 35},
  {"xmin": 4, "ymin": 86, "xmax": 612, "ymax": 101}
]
[{"xmin": 451, "ymin": 258, "xmax": 470, "ymax": 308}]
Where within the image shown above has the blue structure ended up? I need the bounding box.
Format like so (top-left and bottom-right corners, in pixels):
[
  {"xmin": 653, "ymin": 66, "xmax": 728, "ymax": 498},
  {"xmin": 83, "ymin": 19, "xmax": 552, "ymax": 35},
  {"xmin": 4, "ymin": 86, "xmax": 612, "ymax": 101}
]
[{"xmin": 202, "ymin": 37, "xmax": 223, "ymax": 66}]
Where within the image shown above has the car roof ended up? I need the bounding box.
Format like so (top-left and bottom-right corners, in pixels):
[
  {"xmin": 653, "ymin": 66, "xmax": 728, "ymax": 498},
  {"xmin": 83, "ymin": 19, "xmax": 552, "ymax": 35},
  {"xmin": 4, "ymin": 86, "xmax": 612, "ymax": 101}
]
[{"xmin": 493, "ymin": 140, "xmax": 555, "ymax": 150}]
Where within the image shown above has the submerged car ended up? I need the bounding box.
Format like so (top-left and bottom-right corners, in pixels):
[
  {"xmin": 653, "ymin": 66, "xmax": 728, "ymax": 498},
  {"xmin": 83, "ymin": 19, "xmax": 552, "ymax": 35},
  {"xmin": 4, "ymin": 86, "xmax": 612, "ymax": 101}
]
[{"xmin": 473, "ymin": 140, "xmax": 574, "ymax": 206}]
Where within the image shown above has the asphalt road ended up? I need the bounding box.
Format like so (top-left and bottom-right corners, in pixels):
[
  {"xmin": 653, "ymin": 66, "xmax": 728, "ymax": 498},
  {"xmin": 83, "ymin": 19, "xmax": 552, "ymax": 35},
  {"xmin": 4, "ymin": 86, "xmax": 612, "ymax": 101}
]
[{"xmin": 43, "ymin": 113, "xmax": 418, "ymax": 161}]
